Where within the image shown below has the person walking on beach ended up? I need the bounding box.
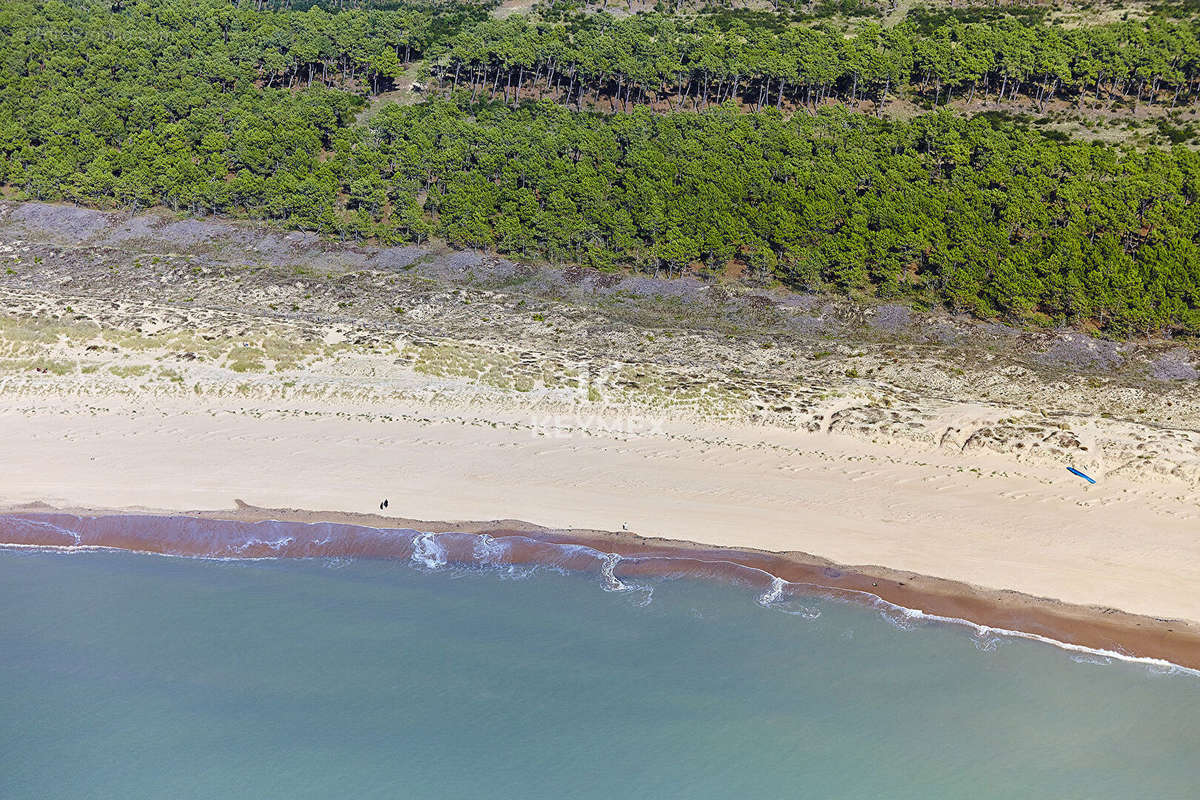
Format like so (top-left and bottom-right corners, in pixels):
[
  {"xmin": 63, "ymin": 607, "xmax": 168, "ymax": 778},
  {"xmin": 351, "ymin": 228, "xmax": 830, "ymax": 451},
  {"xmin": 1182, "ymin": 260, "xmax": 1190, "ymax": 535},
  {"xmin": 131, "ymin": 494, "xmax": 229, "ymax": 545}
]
[{"xmin": 380, "ymin": 499, "xmax": 389, "ymax": 510}]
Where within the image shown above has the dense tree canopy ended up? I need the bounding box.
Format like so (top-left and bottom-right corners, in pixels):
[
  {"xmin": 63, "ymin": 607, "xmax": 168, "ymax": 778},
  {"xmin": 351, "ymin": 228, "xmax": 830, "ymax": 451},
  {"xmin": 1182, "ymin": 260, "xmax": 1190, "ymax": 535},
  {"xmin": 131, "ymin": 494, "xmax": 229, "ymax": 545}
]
[
  {"xmin": 430, "ymin": 13, "xmax": 1200, "ymax": 112},
  {"xmin": 2, "ymin": 0, "xmax": 1199, "ymax": 335},
  {"xmin": 356, "ymin": 102, "xmax": 1200, "ymax": 333}
]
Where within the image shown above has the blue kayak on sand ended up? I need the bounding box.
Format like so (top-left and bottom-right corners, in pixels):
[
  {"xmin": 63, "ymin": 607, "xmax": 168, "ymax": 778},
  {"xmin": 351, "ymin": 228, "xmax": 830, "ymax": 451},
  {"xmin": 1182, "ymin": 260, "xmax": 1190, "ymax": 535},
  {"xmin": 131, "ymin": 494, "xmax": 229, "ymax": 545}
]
[{"xmin": 1067, "ymin": 467, "xmax": 1096, "ymax": 484}]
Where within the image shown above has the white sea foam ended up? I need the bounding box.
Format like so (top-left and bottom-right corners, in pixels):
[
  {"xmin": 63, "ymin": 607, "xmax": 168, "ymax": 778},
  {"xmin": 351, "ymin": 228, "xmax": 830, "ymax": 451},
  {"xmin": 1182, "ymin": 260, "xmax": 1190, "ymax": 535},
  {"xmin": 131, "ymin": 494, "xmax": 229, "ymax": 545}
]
[
  {"xmin": 1071, "ymin": 653, "xmax": 1114, "ymax": 667},
  {"xmin": 758, "ymin": 576, "xmax": 786, "ymax": 607},
  {"xmin": 972, "ymin": 633, "xmax": 1001, "ymax": 653},
  {"xmin": 878, "ymin": 604, "xmax": 923, "ymax": 631},
  {"xmin": 757, "ymin": 576, "xmax": 821, "ymax": 618},
  {"xmin": 472, "ymin": 534, "xmax": 505, "ymax": 566},
  {"xmin": 4, "ymin": 516, "xmax": 1197, "ymax": 678},
  {"xmin": 469, "ymin": 534, "xmax": 534, "ymax": 580},
  {"xmin": 589, "ymin": 551, "xmax": 656, "ymax": 604},
  {"xmin": 599, "ymin": 552, "xmax": 626, "ymax": 592},
  {"xmin": 410, "ymin": 533, "xmax": 447, "ymax": 569},
  {"xmin": 0, "ymin": 542, "xmax": 102, "ymax": 554},
  {"xmin": 223, "ymin": 536, "xmax": 294, "ymax": 555},
  {"xmin": 871, "ymin": 602, "xmax": 1200, "ymax": 677}
]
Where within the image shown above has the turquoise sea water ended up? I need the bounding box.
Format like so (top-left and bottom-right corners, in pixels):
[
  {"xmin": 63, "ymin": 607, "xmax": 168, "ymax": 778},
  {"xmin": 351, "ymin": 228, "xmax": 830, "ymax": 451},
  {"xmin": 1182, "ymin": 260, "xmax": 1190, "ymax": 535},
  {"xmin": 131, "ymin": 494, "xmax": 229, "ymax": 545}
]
[{"xmin": 1, "ymin": 547, "xmax": 1197, "ymax": 799}]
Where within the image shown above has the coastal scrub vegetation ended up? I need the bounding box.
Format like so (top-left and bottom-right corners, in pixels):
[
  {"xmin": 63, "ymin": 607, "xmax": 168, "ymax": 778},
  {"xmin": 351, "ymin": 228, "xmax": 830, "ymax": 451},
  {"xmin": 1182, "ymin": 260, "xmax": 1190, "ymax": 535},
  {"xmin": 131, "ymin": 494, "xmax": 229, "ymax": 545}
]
[{"xmin": 1, "ymin": 0, "xmax": 1199, "ymax": 334}]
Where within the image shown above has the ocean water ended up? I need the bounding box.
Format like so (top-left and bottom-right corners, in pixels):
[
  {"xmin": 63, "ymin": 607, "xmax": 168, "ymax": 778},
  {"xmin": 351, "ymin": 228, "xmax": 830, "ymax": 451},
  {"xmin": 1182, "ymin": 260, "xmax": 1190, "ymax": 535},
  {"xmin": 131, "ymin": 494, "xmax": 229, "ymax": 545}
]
[{"xmin": 1, "ymin": 546, "xmax": 1197, "ymax": 800}]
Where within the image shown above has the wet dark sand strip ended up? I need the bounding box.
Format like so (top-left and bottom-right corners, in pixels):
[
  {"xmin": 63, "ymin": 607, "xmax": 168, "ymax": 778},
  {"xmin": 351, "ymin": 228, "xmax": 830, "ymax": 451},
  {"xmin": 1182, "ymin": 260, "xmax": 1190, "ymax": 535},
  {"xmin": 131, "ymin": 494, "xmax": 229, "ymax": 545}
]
[{"xmin": 2, "ymin": 501, "xmax": 1197, "ymax": 671}]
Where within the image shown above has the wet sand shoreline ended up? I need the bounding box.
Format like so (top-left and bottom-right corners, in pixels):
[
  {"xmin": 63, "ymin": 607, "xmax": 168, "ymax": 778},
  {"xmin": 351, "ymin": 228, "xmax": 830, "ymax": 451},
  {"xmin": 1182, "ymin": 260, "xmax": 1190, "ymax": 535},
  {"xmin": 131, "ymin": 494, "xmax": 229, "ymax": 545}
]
[{"xmin": 5, "ymin": 502, "xmax": 1197, "ymax": 671}]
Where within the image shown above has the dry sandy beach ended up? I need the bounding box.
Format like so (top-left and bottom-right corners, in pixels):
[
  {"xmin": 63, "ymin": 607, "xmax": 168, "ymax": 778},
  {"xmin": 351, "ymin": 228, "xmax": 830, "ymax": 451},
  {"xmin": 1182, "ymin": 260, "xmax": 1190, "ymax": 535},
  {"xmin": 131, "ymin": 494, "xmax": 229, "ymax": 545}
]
[
  {"xmin": 1, "ymin": 201, "xmax": 1199, "ymax": 667},
  {"xmin": 3, "ymin": 393, "xmax": 1200, "ymax": 666}
]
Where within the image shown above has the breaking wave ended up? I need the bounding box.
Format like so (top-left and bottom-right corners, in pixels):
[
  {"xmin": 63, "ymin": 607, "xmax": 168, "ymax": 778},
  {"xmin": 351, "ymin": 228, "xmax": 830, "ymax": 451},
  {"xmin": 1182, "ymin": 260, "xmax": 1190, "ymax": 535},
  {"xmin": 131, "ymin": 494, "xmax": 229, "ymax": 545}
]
[{"xmin": 0, "ymin": 512, "xmax": 1194, "ymax": 677}]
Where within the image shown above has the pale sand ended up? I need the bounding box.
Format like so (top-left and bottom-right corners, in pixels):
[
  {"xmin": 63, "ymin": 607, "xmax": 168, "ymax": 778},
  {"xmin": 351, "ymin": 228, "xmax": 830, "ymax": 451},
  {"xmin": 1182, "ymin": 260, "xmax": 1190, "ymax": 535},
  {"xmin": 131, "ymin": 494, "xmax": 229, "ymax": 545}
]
[{"xmin": 3, "ymin": 392, "xmax": 1199, "ymax": 629}]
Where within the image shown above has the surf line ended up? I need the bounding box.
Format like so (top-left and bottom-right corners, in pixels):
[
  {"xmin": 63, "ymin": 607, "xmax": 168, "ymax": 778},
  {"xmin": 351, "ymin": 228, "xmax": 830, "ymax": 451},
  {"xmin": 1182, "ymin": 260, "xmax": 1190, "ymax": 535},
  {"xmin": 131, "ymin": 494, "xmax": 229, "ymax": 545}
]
[{"xmin": 1, "ymin": 513, "xmax": 1196, "ymax": 676}]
